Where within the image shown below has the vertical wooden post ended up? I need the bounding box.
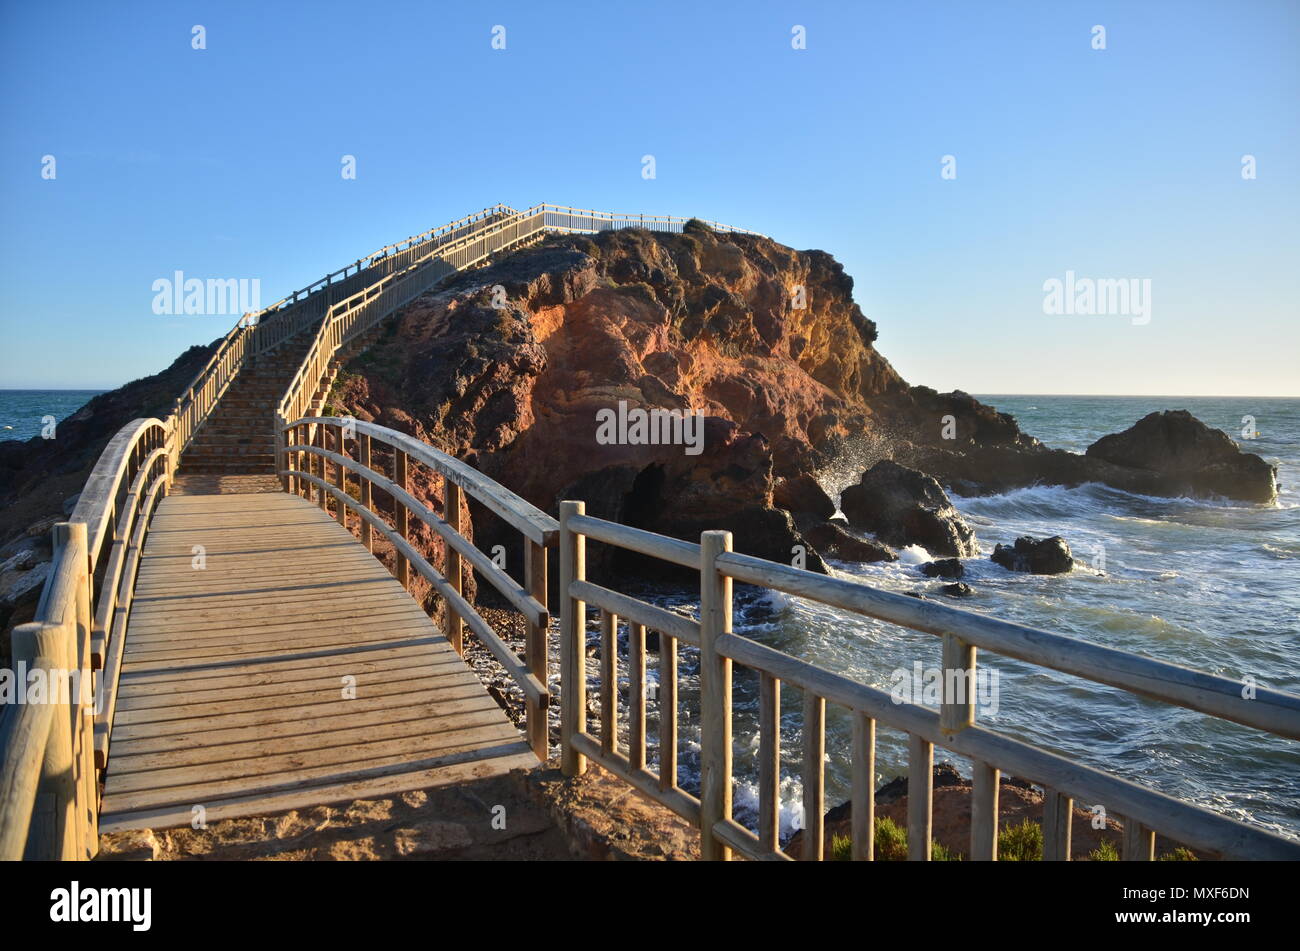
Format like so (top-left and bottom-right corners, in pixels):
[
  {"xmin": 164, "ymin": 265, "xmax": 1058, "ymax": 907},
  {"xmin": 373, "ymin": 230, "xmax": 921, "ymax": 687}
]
[
  {"xmin": 907, "ymin": 733, "xmax": 933, "ymax": 861},
  {"xmin": 757, "ymin": 674, "xmax": 780, "ymax": 853},
  {"xmin": 940, "ymin": 633, "xmax": 975, "ymax": 735},
  {"xmin": 12, "ymin": 622, "xmax": 75, "ymax": 860},
  {"xmin": 658, "ymin": 634, "xmax": 677, "ymax": 792},
  {"xmin": 851, "ymin": 712, "xmax": 875, "ymax": 860},
  {"xmin": 628, "ymin": 621, "xmax": 646, "ymax": 772},
  {"xmin": 698, "ymin": 530, "xmax": 733, "ymax": 861},
  {"xmin": 358, "ymin": 433, "xmax": 372, "ymax": 552},
  {"xmin": 332, "ymin": 426, "xmax": 347, "ymax": 528},
  {"xmin": 971, "ymin": 761, "xmax": 1000, "ymax": 861},
  {"xmin": 600, "ymin": 611, "xmax": 618, "ymax": 756},
  {"xmin": 1121, "ymin": 816, "xmax": 1155, "ymax": 861},
  {"xmin": 67, "ymin": 522, "xmax": 97, "ymax": 859},
  {"xmin": 559, "ymin": 501, "xmax": 587, "ymax": 777},
  {"xmin": 524, "ymin": 539, "xmax": 548, "ymax": 761},
  {"xmin": 802, "ymin": 692, "xmax": 825, "ymax": 861},
  {"xmin": 393, "ymin": 449, "xmax": 409, "ymax": 590},
  {"xmin": 443, "ymin": 479, "xmax": 463, "ymax": 652},
  {"xmin": 314, "ymin": 424, "xmax": 326, "ymax": 510},
  {"xmin": 1043, "ymin": 788, "xmax": 1073, "ymax": 861},
  {"xmin": 274, "ymin": 413, "xmax": 288, "ymax": 492},
  {"xmin": 282, "ymin": 419, "xmax": 294, "ymax": 496}
]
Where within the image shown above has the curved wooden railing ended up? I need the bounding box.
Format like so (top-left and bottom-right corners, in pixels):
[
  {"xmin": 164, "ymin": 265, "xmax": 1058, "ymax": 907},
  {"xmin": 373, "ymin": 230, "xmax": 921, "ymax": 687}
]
[
  {"xmin": 283, "ymin": 417, "xmax": 559, "ymax": 760},
  {"xmin": 170, "ymin": 204, "xmax": 516, "ymax": 457},
  {"xmin": 0, "ymin": 417, "xmax": 172, "ymax": 859},
  {"xmin": 556, "ymin": 504, "xmax": 1300, "ymax": 861}
]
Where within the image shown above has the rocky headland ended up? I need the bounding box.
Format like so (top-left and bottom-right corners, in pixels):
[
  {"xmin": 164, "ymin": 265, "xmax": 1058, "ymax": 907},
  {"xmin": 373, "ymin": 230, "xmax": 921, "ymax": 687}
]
[
  {"xmin": 323, "ymin": 223, "xmax": 1278, "ymax": 583},
  {"xmin": 0, "ymin": 223, "xmax": 1280, "ymax": 637}
]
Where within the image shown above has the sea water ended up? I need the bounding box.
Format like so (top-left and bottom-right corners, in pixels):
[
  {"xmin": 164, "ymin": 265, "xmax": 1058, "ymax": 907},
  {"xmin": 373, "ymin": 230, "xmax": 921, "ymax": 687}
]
[
  {"xmin": 0, "ymin": 390, "xmax": 103, "ymax": 442},
  {"xmin": 640, "ymin": 397, "xmax": 1300, "ymax": 843}
]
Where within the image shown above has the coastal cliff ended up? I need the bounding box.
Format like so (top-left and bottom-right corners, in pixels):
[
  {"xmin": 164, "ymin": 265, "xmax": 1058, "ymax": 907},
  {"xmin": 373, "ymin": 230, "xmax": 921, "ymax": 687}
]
[{"xmin": 327, "ymin": 224, "xmax": 1277, "ymax": 577}]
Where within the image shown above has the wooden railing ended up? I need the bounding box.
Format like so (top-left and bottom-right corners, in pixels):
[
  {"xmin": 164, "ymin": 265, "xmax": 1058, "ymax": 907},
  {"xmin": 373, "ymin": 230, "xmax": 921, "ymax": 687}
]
[
  {"xmin": 556, "ymin": 502, "xmax": 1300, "ymax": 861},
  {"xmin": 282, "ymin": 417, "xmax": 559, "ymax": 760},
  {"xmin": 176, "ymin": 201, "xmax": 758, "ymax": 464},
  {"xmin": 0, "ymin": 201, "xmax": 760, "ymax": 861},
  {"xmin": 170, "ymin": 204, "xmax": 515, "ymax": 458},
  {"xmin": 0, "ymin": 417, "xmax": 173, "ymax": 859}
]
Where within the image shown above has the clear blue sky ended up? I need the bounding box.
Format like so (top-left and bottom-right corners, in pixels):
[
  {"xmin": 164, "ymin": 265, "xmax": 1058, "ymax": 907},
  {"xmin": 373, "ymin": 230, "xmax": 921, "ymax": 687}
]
[{"xmin": 2, "ymin": 0, "xmax": 1296, "ymax": 394}]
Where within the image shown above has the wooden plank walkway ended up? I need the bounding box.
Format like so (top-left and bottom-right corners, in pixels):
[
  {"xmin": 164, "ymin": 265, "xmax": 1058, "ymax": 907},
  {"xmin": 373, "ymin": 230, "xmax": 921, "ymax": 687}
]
[{"xmin": 98, "ymin": 486, "xmax": 535, "ymax": 833}]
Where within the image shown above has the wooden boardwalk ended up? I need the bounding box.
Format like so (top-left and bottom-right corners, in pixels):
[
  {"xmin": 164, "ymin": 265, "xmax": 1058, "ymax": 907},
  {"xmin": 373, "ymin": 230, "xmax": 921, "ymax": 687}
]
[{"xmin": 98, "ymin": 486, "xmax": 535, "ymax": 833}]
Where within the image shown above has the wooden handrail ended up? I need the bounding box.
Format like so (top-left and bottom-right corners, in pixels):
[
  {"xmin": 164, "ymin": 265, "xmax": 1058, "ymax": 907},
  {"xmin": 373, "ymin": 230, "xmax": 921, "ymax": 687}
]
[
  {"xmin": 556, "ymin": 507, "xmax": 1300, "ymax": 862},
  {"xmin": 0, "ymin": 417, "xmax": 174, "ymax": 860},
  {"xmin": 283, "ymin": 417, "xmax": 559, "ymax": 761},
  {"xmin": 714, "ymin": 550, "xmax": 1300, "ymax": 740}
]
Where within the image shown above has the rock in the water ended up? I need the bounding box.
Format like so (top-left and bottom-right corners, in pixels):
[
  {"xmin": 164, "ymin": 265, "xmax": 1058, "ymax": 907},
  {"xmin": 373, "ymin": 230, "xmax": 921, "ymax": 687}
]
[
  {"xmin": 802, "ymin": 520, "xmax": 898, "ymax": 563},
  {"xmin": 919, "ymin": 558, "xmax": 964, "ymax": 579},
  {"xmin": 940, "ymin": 582, "xmax": 974, "ymax": 598},
  {"xmin": 991, "ymin": 536, "xmax": 1073, "ymax": 574},
  {"xmin": 773, "ymin": 474, "xmax": 835, "ymax": 520},
  {"xmin": 1085, "ymin": 410, "xmax": 1277, "ymax": 503},
  {"xmin": 840, "ymin": 460, "xmax": 978, "ymax": 558}
]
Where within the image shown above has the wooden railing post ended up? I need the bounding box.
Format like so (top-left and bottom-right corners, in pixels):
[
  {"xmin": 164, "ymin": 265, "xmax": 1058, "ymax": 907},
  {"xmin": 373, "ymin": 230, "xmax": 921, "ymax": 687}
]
[
  {"xmin": 332, "ymin": 425, "xmax": 347, "ymax": 528},
  {"xmin": 524, "ymin": 538, "xmax": 549, "ymax": 761},
  {"xmin": 274, "ymin": 412, "xmax": 289, "ymax": 492},
  {"xmin": 313, "ymin": 423, "xmax": 327, "ymax": 511},
  {"xmin": 1043, "ymin": 788, "xmax": 1073, "ymax": 861},
  {"xmin": 699, "ymin": 529, "xmax": 733, "ymax": 860},
  {"xmin": 559, "ymin": 501, "xmax": 586, "ymax": 777},
  {"xmin": 940, "ymin": 632, "xmax": 976, "ymax": 735},
  {"xmin": 908, "ymin": 733, "xmax": 933, "ymax": 861},
  {"xmin": 358, "ymin": 433, "xmax": 372, "ymax": 552},
  {"xmin": 65, "ymin": 522, "xmax": 96, "ymax": 859},
  {"xmin": 443, "ymin": 478, "xmax": 463, "ymax": 651},
  {"xmin": 11, "ymin": 621, "xmax": 75, "ymax": 860},
  {"xmin": 394, "ymin": 449, "xmax": 409, "ymax": 590}
]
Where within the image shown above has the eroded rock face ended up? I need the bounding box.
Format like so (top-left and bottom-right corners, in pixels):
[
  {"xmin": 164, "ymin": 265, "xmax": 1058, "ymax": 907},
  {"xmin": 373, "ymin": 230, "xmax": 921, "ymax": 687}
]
[
  {"xmin": 991, "ymin": 536, "xmax": 1074, "ymax": 575},
  {"xmin": 336, "ymin": 226, "xmax": 910, "ymax": 576},
  {"xmin": 1085, "ymin": 410, "xmax": 1277, "ymax": 503},
  {"xmin": 839, "ymin": 461, "xmax": 978, "ymax": 558}
]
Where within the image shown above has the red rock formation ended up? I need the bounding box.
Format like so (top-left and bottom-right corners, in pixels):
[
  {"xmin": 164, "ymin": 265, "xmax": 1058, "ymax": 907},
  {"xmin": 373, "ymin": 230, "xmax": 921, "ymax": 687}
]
[{"xmin": 335, "ymin": 224, "xmax": 910, "ymax": 572}]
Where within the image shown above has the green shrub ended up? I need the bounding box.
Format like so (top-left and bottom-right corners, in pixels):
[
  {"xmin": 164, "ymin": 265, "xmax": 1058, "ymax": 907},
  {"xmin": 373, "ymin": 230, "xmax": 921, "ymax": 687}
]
[
  {"xmin": 998, "ymin": 818, "xmax": 1044, "ymax": 861},
  {"xmin": 825, "ymin": 816, "xmax": 962, "ymax": 860},
  {"xmin": 875, "ymin": 815, "xmax": 909, "ymax": 861},
  {"xmin": 932, "ymin": 841, "xmax": 962, "ymax": 861},
  {"xmin": 829, "ymin": 833, "xmax": 853, "ymax": 861},
  {"xmin": 1158, "ymin": 847, "xmax": 1198, "ymax": 861},
  {"xmin": 1088, "ymin": 839, "xmax": 1119, "ymax": 861}
]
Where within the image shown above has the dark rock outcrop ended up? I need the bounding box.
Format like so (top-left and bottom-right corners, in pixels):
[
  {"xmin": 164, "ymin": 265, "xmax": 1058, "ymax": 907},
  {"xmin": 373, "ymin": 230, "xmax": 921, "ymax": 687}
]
[
  {"xmin": 919, "ymin": 558, "xmax": 964, "ymax": 579},
  {"xmin": 992, "ymin": 536, "xmax": 1074, "ymax": 575},
  {"xmin": 773, "ymin": 474, "xmax": 836, "ymax": 521},
  {"xmin": 802, "ymin": 520, "xmax": 897, "ymax": 563},
  {"xmin": 891, "ymin": 404, "xmax": 1277, "ymax": 504},
  {"xmin": 940, "ymin": 582, "xmax": 974, "ymax": 598},
  {"xmin": 1085, "ymin": 410, "xmax": 1277, "ymax": 503},
  {"xmin": 840, "ymin": 461, "xmax": 978, "ymax": 558}
]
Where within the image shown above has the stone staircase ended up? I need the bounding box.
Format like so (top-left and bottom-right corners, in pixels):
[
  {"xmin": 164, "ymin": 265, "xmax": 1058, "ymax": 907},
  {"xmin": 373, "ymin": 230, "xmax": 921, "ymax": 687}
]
[{"xmin": 177, "ymin": 327, "xmax": 320, "ymax": 475}]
